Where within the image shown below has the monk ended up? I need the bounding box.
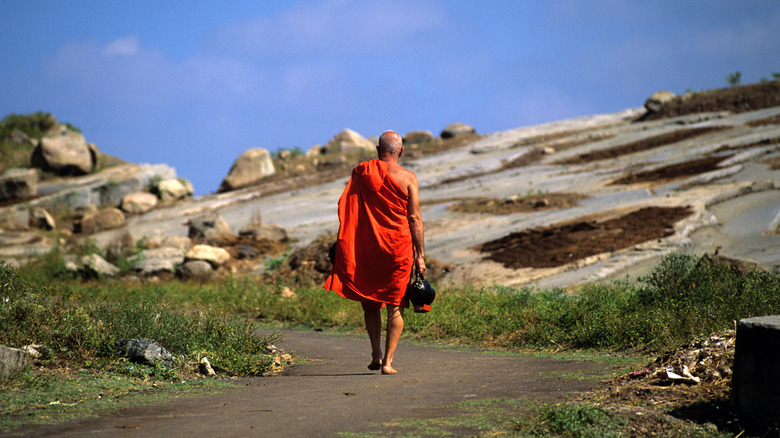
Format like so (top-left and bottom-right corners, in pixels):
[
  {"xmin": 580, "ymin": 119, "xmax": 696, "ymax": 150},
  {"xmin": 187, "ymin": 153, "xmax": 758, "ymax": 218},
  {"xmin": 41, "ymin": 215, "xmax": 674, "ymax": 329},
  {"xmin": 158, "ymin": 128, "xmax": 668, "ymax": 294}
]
[{"xmin": 324, "ymin": 130, "xmax": 426, "ymax": 375}]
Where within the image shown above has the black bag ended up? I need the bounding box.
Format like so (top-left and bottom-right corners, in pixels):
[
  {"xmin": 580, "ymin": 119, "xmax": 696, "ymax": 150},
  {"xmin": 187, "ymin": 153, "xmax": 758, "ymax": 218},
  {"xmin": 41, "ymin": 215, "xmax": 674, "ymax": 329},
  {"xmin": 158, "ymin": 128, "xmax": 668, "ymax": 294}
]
[{"xmin": 406, "ymin": 271, "xmax": 435, "ymax": 313}]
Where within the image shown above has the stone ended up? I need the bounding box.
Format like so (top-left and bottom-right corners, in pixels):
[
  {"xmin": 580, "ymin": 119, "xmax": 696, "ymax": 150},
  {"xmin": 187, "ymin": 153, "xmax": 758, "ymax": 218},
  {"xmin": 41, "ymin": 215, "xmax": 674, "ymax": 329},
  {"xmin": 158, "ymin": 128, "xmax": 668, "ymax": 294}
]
[
  {"xmin": 218, "ymin": 148, "xmax": 276, "ymax": 193},
  {"xmin": 29, "ymin": 207, "xmax": 56, "ymax": 230},
  {"xmin": 161, "ymin": 236, "xmax": 193, "ymax": 250},
  {"xmin": 115, "ymin": 338, "xmax": 174, "ymax": 367},
  {"xmin": 731, "ymin": 315, "xmax": 780, "ymax": 432},
  {"xmin": 440, "ymin": 122, "xmax": 475, "ymax": 139},
  {"xmin": 404, "ymin": 130, "xmax": 435, "ymax": 144},
  {"xmin": 131, "ymin": 247, "xmax": 185, "ymax": 276},
  {"xmin": 325, "ymin": 129, "xmax": 375, "ymax": 155},
  {"xmin": 644, "ymin": 90, "xmax": 677, "ymax": 113},
  {"xmin": 80, "ymin": 253, "xmax": 120, "ymax": 278},
  {"xmin": 31, "ymin": 129, "xmax": 93, "ymax": 176},
  {"xmin": 157, "ymin": 178, "xmax": 190, "ymax": 202},
  {"xmin": 306, "ymin": 144, "xmax": 324, "ymax": 157},
  {"xmin": 188, "ymin": 212, "xmax": 232, "ymax": 240},
  {"xmin": 0, "ymin": 168, "xmax": 38, "ymax": 201},
  {"xmin": 238, "ymin": 223, "xmax": 289, "ymax": 242},
  {"xmin": 78, "ymin": 208, "xmax": 126, "ymax": 234},
  {"xmin": 199, "ymin": 357, "xmax": 216, "ymax": 376},
  {"xmin": 120, "ymin": 192, "xmax": 158, "ymax": 214},
  {"xmin": 176, "ymin": 260, "xmax": 215, "ymax": 280},
  {"xmin": 0, "ymin": 345, "xmax": 29, "ymax": 378},
  {"xmin": 186, "ymin": 244, "xmax": 230, "ymax": 268}
]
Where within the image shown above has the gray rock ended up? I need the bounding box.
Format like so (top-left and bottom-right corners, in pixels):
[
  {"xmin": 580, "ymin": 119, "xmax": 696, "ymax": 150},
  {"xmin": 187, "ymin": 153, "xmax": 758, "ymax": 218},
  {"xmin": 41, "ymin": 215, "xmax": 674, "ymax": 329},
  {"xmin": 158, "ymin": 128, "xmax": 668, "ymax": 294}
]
[
  {"xmin": 218, "ymin": 148, "xmax": 276, "ymax": 193},
  {"xmin": 404, "ymin": 130, "xmax": 435, "ymax": 144},
  {"xmin": 31, "ymin": 130, "xmax": 93, "ymax": 176},
  {"xmin": 29, "ymin": 207, "xmax": 56, "ymax": 230},
  {"xmin": 0, "ymin": 168, "xmax": 38, "ymax": 201},
  {"xmin": 238, "ymin": 223, "xmax": 289, "ymax": 242},
  {"xmin": 78, "ymin": 208, "xmax": 126, "ymax": 234},
  {"xmin": 176, "ymin": 260, "xmax": 215, "ymax": 280},
  {"xmin": 131, "ymin": 247, "xmax": 185, "ymax": 276},
  {"xmin": 114, "ymin": 338, "xmax": 174, "ymax": 367},
  {"xmin": 440, "ymin": 122, "xmax": 475, "ymax": 139},
  {"xmin": 80, "ymin": 253, "xmax": 120, "ymax": 278},
  {"xmin": 644, "ymin": 90, "xmax": 677, "ymax": 113},
  {"xmin": 188, "ymin": 212, "xmax": 232, "ymax": 240},
  {"xmin": 199, "ymin": 357, "xmax": 216, "ymax": 376},
  {"xmin": 0, "ymin": 345, "xmax": 29, "ymax": 378}
]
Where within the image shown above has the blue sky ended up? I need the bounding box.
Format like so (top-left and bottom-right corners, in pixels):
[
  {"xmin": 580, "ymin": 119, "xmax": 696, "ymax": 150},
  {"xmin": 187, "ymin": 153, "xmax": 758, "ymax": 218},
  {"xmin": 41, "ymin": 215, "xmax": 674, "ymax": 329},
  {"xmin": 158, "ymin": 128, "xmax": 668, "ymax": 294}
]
[{"xmin": 2, "ymin": 1, "xmax": 779, "ymax": 194}]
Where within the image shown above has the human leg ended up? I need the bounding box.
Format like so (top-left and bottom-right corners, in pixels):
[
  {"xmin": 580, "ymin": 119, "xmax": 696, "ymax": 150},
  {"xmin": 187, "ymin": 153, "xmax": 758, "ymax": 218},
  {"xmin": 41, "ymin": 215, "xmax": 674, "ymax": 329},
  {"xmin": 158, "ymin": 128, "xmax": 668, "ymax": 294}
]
[
  {"xmin": 361, "ymin": 301, "xmax": 383, "ymax": 370},
  {"xmin": 381, "ymin": 305, "xmax": 404, "ymax": 374}
]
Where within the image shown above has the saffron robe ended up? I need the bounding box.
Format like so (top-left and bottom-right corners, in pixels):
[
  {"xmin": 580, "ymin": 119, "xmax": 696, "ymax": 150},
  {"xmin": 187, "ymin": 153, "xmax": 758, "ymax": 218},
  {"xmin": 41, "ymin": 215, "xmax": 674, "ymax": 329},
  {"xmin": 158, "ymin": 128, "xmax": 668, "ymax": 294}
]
[{"xmin": 324, "ymin": 159, "xmax": 413, "ymax": 307}]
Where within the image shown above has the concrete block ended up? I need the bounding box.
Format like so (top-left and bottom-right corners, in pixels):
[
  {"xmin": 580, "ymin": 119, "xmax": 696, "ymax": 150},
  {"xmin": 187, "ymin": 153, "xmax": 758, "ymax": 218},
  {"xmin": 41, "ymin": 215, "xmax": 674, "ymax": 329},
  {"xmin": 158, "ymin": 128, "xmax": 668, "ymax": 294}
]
[{"xmin": 731, "ymin": 315, "xmax": 780, "ymax": 432}]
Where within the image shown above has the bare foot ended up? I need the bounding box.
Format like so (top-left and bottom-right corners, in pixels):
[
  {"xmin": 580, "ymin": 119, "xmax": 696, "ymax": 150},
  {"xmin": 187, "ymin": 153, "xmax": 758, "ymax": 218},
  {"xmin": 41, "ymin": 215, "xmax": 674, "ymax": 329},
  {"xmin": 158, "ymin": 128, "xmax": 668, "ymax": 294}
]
[
  {"xmin": 367, "ymin": 360, "xmax": 382, "ymax": 371},
  {"xmin": 381, "ymin": 365, "xmax": 397, "ymax": 375}
]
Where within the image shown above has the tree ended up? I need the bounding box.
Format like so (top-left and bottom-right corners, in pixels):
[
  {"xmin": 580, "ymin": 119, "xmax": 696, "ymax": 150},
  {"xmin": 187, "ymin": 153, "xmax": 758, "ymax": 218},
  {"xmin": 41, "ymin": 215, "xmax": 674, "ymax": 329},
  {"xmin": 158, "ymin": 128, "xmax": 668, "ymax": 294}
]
[{"xmin": 726, "ymin": 71, "xmax": 742, "ymax": 87}]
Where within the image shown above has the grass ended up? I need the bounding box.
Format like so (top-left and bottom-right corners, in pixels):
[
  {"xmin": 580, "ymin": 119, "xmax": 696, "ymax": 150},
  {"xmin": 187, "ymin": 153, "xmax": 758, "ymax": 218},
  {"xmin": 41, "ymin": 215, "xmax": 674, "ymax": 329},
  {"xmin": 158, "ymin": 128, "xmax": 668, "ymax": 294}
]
[{"xmin": 4, "ymin": 252, "xmax": 780, "ymax": 435}]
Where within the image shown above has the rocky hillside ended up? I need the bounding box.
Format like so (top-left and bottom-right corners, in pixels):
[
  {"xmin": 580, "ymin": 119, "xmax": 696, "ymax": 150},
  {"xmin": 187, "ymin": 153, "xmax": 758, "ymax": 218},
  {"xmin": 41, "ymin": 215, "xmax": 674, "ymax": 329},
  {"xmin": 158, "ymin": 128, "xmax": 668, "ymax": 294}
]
[{"xmin": 2, "ymin": 81, "xmax": 780, "ymax": 288}]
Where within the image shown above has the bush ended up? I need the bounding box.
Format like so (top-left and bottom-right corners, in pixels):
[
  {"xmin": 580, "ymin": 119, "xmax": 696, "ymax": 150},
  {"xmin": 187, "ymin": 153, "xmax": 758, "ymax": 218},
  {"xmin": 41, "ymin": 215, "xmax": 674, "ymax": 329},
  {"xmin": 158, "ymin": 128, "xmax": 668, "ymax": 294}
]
[{"xmin": 0, "ymin": 262, "xmax": 280, "ymax": 377}]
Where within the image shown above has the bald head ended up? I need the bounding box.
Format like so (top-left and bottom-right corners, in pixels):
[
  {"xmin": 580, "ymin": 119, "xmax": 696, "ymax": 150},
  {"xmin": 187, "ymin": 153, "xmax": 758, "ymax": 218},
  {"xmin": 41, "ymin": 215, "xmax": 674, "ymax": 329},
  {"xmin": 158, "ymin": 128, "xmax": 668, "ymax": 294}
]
[{"xmin": 377, "ymin": 130, "xmax": 403, "ymax": 159}]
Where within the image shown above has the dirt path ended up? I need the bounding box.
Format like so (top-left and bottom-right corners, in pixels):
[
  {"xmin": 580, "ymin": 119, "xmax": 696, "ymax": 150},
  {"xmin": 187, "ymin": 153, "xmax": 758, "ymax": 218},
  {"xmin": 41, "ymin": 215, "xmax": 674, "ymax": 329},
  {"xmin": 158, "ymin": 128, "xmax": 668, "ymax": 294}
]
[{"xmin": 18, "ymin": 329, "xmax": 611, "ymax": 437}]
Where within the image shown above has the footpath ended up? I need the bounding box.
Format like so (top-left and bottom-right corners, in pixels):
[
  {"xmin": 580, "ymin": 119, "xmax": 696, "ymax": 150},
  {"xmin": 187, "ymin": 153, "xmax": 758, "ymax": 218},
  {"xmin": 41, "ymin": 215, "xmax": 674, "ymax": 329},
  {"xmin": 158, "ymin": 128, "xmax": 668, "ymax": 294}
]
[{"xmin": 17, "ymin": 329, "xmax": 609, "ymax": 437}]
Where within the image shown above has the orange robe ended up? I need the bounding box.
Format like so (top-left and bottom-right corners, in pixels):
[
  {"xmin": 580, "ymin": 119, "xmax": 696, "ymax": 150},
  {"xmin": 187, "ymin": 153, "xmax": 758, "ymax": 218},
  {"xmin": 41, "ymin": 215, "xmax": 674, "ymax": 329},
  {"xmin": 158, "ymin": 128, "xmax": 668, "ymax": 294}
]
[{"xmin": 324, "ymin": 159, "xmax": 413, "ymax": 307}]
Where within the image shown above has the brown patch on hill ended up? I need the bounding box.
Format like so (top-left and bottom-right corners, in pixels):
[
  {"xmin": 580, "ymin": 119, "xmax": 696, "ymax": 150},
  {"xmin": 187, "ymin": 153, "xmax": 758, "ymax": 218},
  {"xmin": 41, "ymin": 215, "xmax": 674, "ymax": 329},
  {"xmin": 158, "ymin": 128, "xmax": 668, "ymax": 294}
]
[
  {"xmin": 555, "ymin": 126, "xmax": 730, "ymax": 165},
  {"xmin": 479, "ymin": 206, "xmax": 693, "ymax": 269},
  {"xmin": 447, "ymin": 193, "xmax": 588, "ymax": 215},
  {"xmin": 609, "ymin": 155, "xmax": 733, "ymax": 186},
  {"xmin": 638, "ymin": 80, "xmax": 780, "ymax": 121},
  {"xmin": 760, "ymin": 155, "xmax": 780, "ymax": 171}
]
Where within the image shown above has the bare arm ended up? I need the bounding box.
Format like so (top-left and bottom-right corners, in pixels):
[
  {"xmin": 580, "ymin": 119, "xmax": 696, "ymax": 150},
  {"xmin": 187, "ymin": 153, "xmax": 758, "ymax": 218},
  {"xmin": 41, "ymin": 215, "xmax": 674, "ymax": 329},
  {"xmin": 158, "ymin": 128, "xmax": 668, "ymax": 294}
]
[{"xmin": 407, "ymin": 174, "xmax": 426, "ymax": 274}]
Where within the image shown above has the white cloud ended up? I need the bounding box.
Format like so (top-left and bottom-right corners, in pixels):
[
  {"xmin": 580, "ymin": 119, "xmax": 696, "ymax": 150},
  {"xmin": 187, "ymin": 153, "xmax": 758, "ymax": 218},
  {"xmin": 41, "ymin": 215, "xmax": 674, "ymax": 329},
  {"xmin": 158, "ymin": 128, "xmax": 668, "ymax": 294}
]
[
  {"xmin": 207, "ymin": 0, "xmax": 449, "ymax": 56},
  {"xmin": 102, "ymin": 36, "xmax": 141, "ymax": 57}
]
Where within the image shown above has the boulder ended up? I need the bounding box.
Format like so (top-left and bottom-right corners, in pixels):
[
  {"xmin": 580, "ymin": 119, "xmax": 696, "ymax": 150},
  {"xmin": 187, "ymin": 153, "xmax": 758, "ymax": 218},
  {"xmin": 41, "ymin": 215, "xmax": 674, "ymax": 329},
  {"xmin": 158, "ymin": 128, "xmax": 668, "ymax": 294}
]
[
  {"xmin": 306, "ymin": 144, "xmax": 324, "ymax": 157},
  {"xmin": 218, "ymin": 148, "xmax": 276, "ymax": 193},
  {"xmin": 78, "ymin": 208, "xmax": 126, "ymax": 234},
  {"xmin": 31, "ymin": 129, "xmax": 93, "ymax": 176},
  {"xmin": 120, "ymin": 192, "xmax": 158, "ymax": 214},
  {"xmin": 644, "ymin": 91, "xmax": 677, "ymax": 113},
  {"xmin": 161, "ymin": 236, "xmax": 193, "ymax": 250},
  {"xmin": 0, "ymin": 345, "xmax": 29, "ymax": 378},
  {"xmin": 0, "ymin": 168, "xmax": 38, "ymax": 201},
  {"xmin": 325, "ymin": 129, "xmax": 374, "ymax": 155},
  {"xmin": 176, "ymin": 260, "xmax": 215, "ymax": 280},
  {"xmin": 185, "ymin": 244, "xmax": 231, "ymax": 268},
  {"xmin": 114, "ymin": 338, "xmax": 174, "ymax": 367},
  {"xmin": 238, "ymin": 223, "xmax": 289, "ymax": 242},
  {"xmin": 29, "ymin": 207, "xmax": 56, "ymax": 230},
  {"xmin": 440, "ymin": 122, "xmax": 475, "ymax": 139},
  {"xmin": 157, "ymin": 178, "xmax": 190, "ymax": 202},
  {"xmin": 188, "ymin": 212, "xmax": 232, "ymax": 240},
  {"xmin": 404, "ymin": 130, "xmax": 435, "ymax": 144},
  {"xmin": 130, "ymin": 247, "xmax": 185, "ymax": 276},
  {"xmin": 80, "ymin": 253, "xmax": 120, "ymax": 278}
]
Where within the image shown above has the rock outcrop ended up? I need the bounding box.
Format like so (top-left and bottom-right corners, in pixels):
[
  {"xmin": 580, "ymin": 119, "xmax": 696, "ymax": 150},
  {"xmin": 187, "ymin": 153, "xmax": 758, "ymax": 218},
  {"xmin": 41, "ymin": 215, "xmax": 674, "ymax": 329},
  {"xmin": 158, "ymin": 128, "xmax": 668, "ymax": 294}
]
[
  {"xmin": 218, "ymin": 148, "xmax": 276, "ymax": 193},
  {"xmin": 324, "ymin": 129, "xmax": 374, "ymax": 155},
  {"xmin": 440, "ymin": 122, "xmax": 475, "ymax": 139}
]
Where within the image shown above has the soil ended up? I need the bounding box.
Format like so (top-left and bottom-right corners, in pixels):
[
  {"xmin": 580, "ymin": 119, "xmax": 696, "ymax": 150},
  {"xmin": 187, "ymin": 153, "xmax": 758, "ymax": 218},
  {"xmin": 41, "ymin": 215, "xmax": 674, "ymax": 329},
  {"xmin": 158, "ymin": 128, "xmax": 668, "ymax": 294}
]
[
  {"xmin": 609, "ymin": 155, "xmax": 733, "ymax": 186},
  {"xmin": 479, "ymin": 206, "xmax": 693, "ymax": 269},
  {"xmin": 554, "ymin": 126, "xmax": 731, "ymax": 165},
  {"xmin": 446, "ymin": 192, "xmax": 588, "ymax": 215},
  {"xmin": 638, "ymin": 79, "xmax": 780, "ymax": 121}
]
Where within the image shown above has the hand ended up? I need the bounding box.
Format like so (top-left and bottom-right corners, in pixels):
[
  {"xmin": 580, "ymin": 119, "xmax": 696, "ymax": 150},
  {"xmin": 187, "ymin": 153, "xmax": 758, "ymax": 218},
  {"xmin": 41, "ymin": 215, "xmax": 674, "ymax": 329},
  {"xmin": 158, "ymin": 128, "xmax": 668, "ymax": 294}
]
[{"xmin": 416, "ymin": 255, "xmax": 427, "ymax": 275}]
